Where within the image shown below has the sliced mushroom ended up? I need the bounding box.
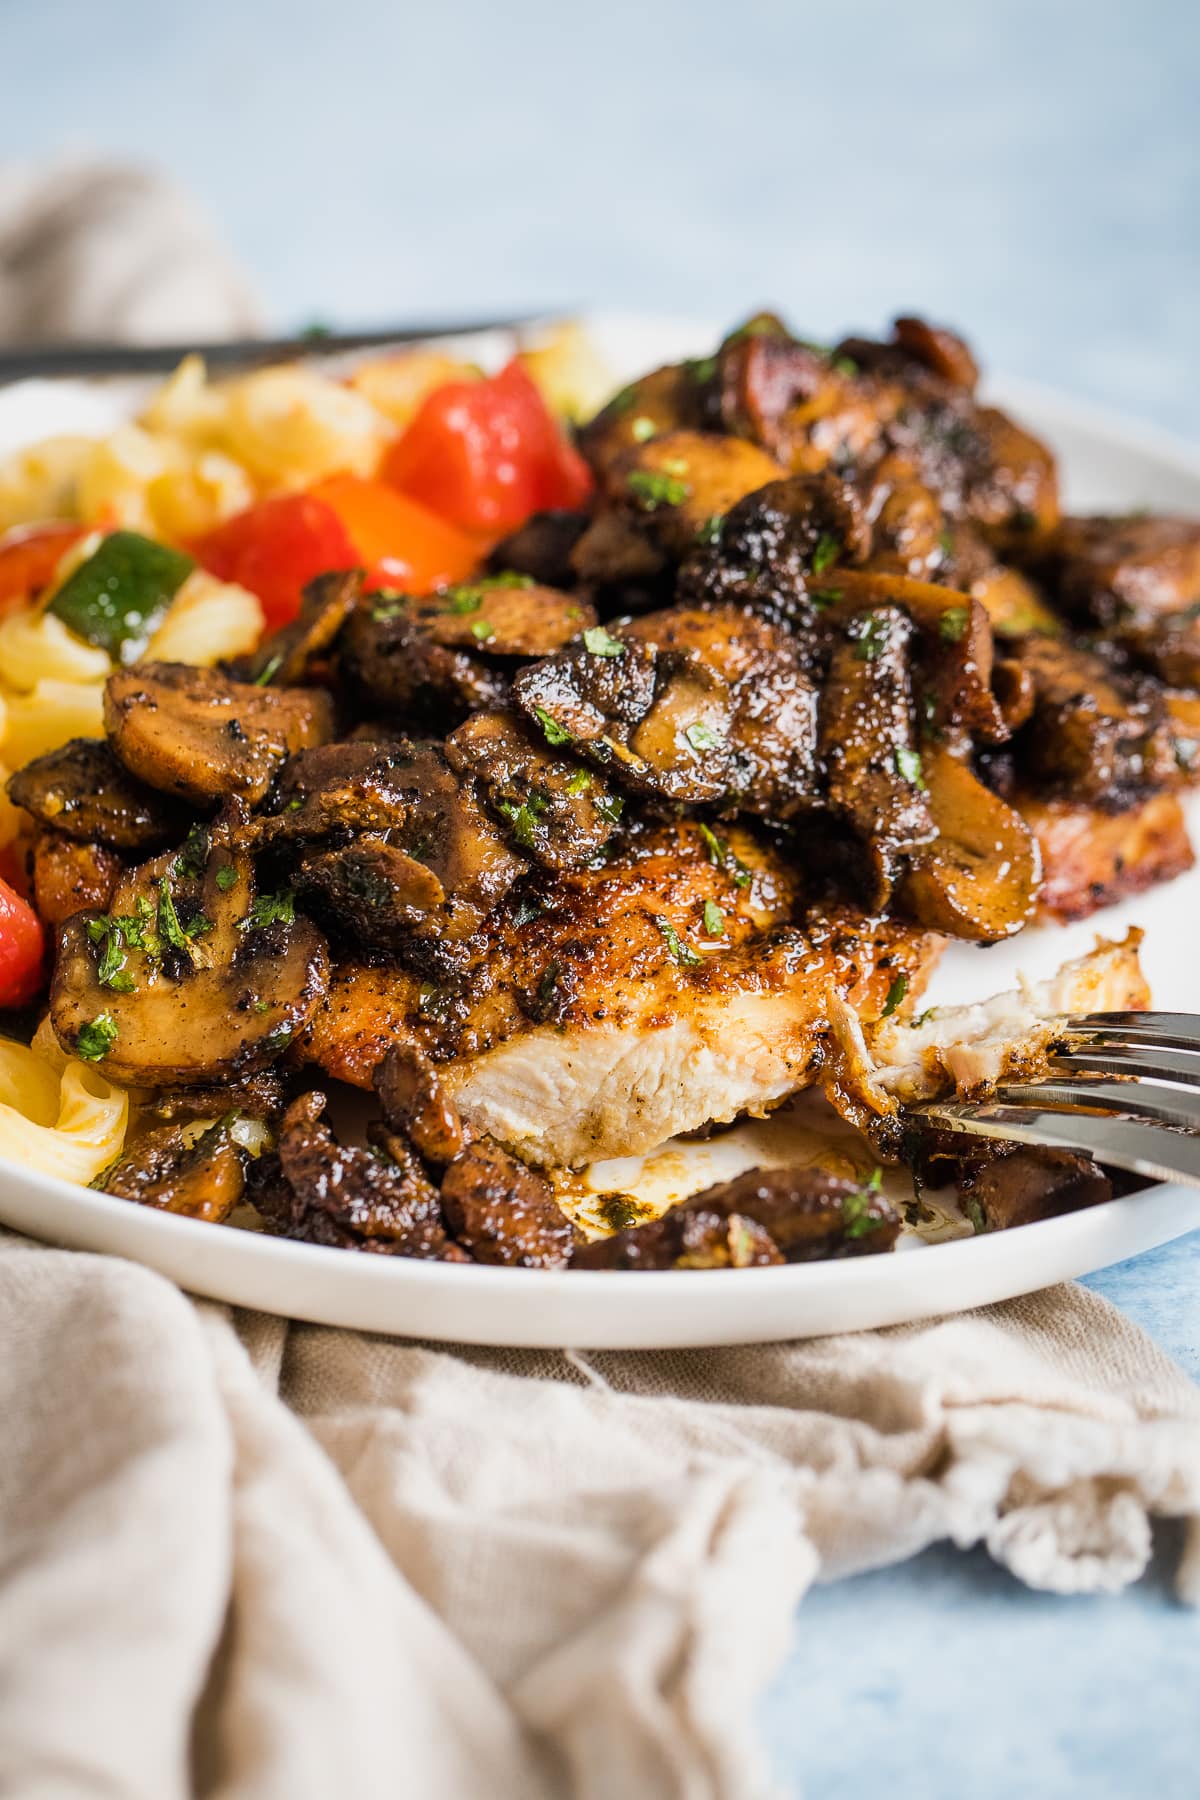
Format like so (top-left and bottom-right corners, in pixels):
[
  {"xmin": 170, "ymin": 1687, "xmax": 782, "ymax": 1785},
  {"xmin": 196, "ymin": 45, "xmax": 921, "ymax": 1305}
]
[
  {"xmin": 446, "ymin": 709, "xmax": 623, "ymax": 871},
  {"xmin": 8, "ymin": 737, "xmax": 186, "ymax": 850},
  {"xmin": 819, "ymin": 605, "xmax": 936, "ymax": 905},
  {"xmin": 232, "ymin": 568, "xmax": 361, "ymax": 685},
  {"xmin": 439, "ymin": 1136, "xmax": 573, "ymax": 1268},
  {"xmin": 52, "ymin": 838, "xmax": 330, "ymax": 1086},
  {"xmin": 901, "ymin": 745, "xmax": 1040, "ymax": 941},
  {"xmin": 1013, "ymin": 634, "xmax": 1176, "ymax": 806},
  {"xmin": 98, "ymin": 1117, "xmax": 246, "ymax": 1223},
  {"xmin": 577, "ymin": 362, "xmax": 708, "ymax": 477},
  {"xmin": 575, "ymin": 1165, "xmax": 900, "ymax": 1268},
  {"xmin": 148, "ymin": 1069, "xmax": 288, "ymax": 1125},
  {"xmin": 397, "ymin": 575, "xmax": 595, "ymax": 657},
  {"xmin": 338, "ymin": 593, "xmax": 510, "ymax": 728},
  {"xmin": 487, "ymin": 509, "xmax": 591, "ymax": 588},
  {"xmin": 891, "ymin": 316, "xmax": 980, "ymax": 390},
  {"xmin": 104, "ymin": 663, "xmax": 334, "ymax": 806},
  {"xmin": 1026, "ymin": 512, "xmax": 1200, "ymax": 629},
  {"xmin": 251, "ymin": 1090, "xmax": 460, "ymax": 1257},
  {"xmin": 32, "ymin": 829, "xmax": 122, "ymax": 926},
  {"xmin": 513, "ymin": 631, "xmax": 732, "ymax": 805},
  {"xmin": 374, "ymin": 1041, "xmax": 465, "ymax": 1169}
]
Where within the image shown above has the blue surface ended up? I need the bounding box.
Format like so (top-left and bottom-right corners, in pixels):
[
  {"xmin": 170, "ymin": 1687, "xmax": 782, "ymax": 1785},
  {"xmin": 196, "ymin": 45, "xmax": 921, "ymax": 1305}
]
[{"xmin": 5, "ymin": 3, "xmax": 1199, "ymax": 1793}]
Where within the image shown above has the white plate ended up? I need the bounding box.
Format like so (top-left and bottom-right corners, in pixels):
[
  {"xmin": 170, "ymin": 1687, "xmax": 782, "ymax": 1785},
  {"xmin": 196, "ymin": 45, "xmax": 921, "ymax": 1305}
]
[{"xmin": 2, "ymin": 315, "xmax": 1200, "ymax": 1347}]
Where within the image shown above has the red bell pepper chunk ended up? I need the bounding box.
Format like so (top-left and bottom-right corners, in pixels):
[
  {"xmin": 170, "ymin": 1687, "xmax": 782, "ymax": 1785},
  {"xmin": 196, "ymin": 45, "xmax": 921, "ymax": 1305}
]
[
  {"xmin": 380, "ymin": 358, "xmax": 593, "ymax": 535},
  {"xmin": 194, "ymin": 494, "xmax": 359, "ymax": 633},
  {"xmin": 0, "ymin": 874, "xmax": 46, "ymax": 1010},
  {"xmin": 309, "ymin": 475, "xmax": 481, "ymax": 593},
  {"xmin": 0, "ymin": 521, "xmax": 85, "ymax": 616}
]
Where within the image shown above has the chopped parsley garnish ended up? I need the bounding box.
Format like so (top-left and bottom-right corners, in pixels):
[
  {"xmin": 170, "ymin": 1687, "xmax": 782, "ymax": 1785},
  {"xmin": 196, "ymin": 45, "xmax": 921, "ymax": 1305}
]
[
  {"xmin": 654, "ymin": 915, "xmax": 701, "ymax": 967},
  {"xmin": 510, "ymin": 893, "xmax": 546, "ymax": 928},
  {"xmin": 76, "ymin": 1013, "xmax": 119, "ymax": 1062},
  {"xmin": 832, "ymin": 354, "xmax": 859, "ymax": 378},
  {"xmin": 842, "ymin": 1170, "xmax": 887, "ymax": 1239},
  {"xmin": 963, "ymin": 1196, "xmax": 989, "ymax": 1235},
  {"xmin": 497, "ymin": 793, "xmax": 548, "ymax": 849},
  {"xmin": 593, "ymin": 791, "xmax": 625, "ymax": 824},
  {"xmin": 696, "ymin": 514, "xmax": 724, "ymax": 546},
  {"xmin": 698, "ymin": 823, "xmax": 752, "ymax": 888},
  {"xmin": 157, "ymin": 880, "xmax": 192, "ymax": 953},
  {"xmin": 565, "ymin": 768, "xmax": 592, "ymax": 795},
  {"xmin": 810, "ymin": 587, "xmax": 842, "ymax": 610},
  {"xmin": 470, "ymin": 618, "xmax": 497, "ymax": 642},
  {"xmin": 684, "ymin": 354, "xmax": 718, "ymax": 384},
  {"xmin": 703, "ymin": 899, "xmax": 726, "ymax": 937},
  {"xmin": 174, "ymin": 823, "xmax": 211, "ymax": 880},
  {"xmin": 894, "ymin": 746, "xmax": 926, "ymax": 789},
  {"xmin": 240, "ymin": 888, "xmax": 297, "ymax": 932},
  {"xmin": 811, "ymin": 531, "xmax": 841, "ymax": 576},
  {"xmin": 630, "ymin": 415, "xmax": 657, "ymax": 442},
  {"xmin": 446, "ymin": 590, "xmax": 481, "ymax": 614},
  {"xmin": 939, "ymin": 605, "xmax": 969, "ymax": 643},
  {"xmin": 919, "ymin": 692, "xmax": 941, "ymax": 742},
  {"xmin": 252, "ymin": 998, "xmax": 272, "ymax": 1014},
  {"xmin": 534, "ymin": 705, "xmax": 572, "ymax": 747},
  {"xmin": 254, "ymin": 653, "xmax": 283, "ymax": 686},
  {"xmin": 880, "ymin": 973, "xmax": 908, "ymax": 1019},
  {"xmin": 215, "ymin": 865, "xmax": 239, "ymax": 892},
  {"xmin": 938, "ymin": 528, "xmax": 954, "ymax": 559},
  {"xmin": 583, "ymin": 624, "xmax": 625, "ymax": 658},
  {"xmin": 95, "ymin": 928, "xmax": 129, "ymax": 989},
  {"xmin": 853, "ymin": 614, "xmax": 889, "ymax": 661},
  {"xmin": 685, "ymin": 721, "xmax": 723, "ymax": 752},
  {"xmin": 371, "ymin": 597, "xmax": 407, "ymax": 621},
  {"xmin": 627, "ymin": 468, "xmax": 691, "ymax": 510}
]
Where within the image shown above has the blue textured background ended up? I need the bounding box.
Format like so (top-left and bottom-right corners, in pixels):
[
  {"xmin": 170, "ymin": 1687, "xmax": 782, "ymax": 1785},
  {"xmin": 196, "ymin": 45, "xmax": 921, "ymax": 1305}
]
[{"xmin": 4, "ymin": 2, "xmax": 1198, "ymax": 1792}]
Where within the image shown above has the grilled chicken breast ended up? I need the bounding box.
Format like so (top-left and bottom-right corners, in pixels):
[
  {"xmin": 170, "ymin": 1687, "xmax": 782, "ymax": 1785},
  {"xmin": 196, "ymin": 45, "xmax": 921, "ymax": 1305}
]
[{"xmin": 299, "ymin": 820, "xmax": 943, "ymax": 1166}]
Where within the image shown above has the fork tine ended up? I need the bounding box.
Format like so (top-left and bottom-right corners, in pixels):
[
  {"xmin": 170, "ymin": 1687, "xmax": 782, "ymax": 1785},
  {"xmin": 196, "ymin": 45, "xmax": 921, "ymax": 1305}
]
[
  {"xmin": 1064, "ymin": 1012, "xmax": 1200, "ymax": 1051},
  {"xmin": 916, "ymin": 1099, "xmax": 1200, "ymax": 1188},
  {"xmin": 997, "ymin": 1075, "xmax": 1200, "ymax": 1131},
  {"xmin": 1054, "ymin": 1044, "xmax": 1200, "ymax": 1087}
]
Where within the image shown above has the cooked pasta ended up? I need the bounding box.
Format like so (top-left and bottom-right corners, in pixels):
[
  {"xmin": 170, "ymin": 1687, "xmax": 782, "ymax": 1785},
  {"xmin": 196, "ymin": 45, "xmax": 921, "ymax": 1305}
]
[
  {"xmin": 0, "ymin": 434, "xmax": 93, "ymax": 531},
  {"xmin": 0, "ymin": 606, "xmax": 111, "ymax": 691},
  {"xmin": 146, "ymin": 569, "xmax": 264, "ymax": 664},
  {"xmin": 1, "ymin": 678, "xmax": 106, "ymax": 768},
  {"xmin": 223, "ymin": 364, "xmax": 388, "ymax": 488},
  {"xmin": 0, "ymin": 1038, "xmax": 128, "ymax": 1186}
]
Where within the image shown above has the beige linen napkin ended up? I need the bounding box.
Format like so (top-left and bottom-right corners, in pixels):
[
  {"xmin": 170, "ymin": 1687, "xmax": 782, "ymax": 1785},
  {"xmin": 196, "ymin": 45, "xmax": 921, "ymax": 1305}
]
[
  {"xmin": 1, "ymin": 160, "xmax": 1199, "ymax": 1800},
  {"xmin": 0, "ymin": 1232, "xmax": 1197, "ymax": 1800}
]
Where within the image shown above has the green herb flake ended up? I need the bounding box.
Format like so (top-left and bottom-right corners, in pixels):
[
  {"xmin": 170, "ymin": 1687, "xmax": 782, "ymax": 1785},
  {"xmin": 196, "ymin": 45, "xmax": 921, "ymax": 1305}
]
[
  {"xmin": 810, "ymin": 587, "xmax": 842, "ymax": 611},
  {"xmin": 215, "ymin": 865, "xmax": 239, "ymax": 893},
  {"xmin": 76, "ymin": 1012, "xmax": 119, "ymax": 1063},
  {"xmin": 963, "ymin": 1196, "xmax": 989, "ymax": 1235},
  {"xmin": 240, "ymin": 889, "xmax": 297, "ymax": 932},
  {"xmin": 173, "ymin": 823, "xmax": 211, "ymax": 881},
  {"xmin": 630, "ymin": 415, "xmax": 657, "ymax": 442},
  {"xmin": 593, "ymin": 791, "xmax": 625, "ymax": 824},
  {"xmin": 565, "ymin": 769, "xmax": 591, "ymax": 795},
  {"xmin": 703, "ymin": 899, "xmax": 726, "ymax": 937},
  {"xmin": 938, "ymin": 528, "xmax": 954, "ymax": 559},
  {"xmin": 880, "ymin": 973, "xmax": 908, "ymax": 1019},
  {"xmin": 627, "ymin": 468, "xmax": 691, "ymax": 511},
  {"xmin": 533, "ymin": 705, "xmax": 572, "ymax": 747},
  {"xmin": 583, "ymin": 624, "xmax": 626, "ymax": 658},
  {"xmin": 842, "ymin": 1175, "xmax": 888, "ymax": 1240},
  {"xmin": 654, "ymin": 915, "xmax": 702, "ymax": 968},
  {"xmin": 685, "ymin": 720, "xmax": 723, "ymax": 753},
  {"xmin": 497, "ymin": 794, "xmax": 549, "ymax": 849},
  {"xmin": 685, "ymin": 354, "xmax": 718, "ymax": 384},
  {"xmin": 832, "ymin": 355, "xmax": 859, "ymax": 378},
  {"xmin": 371, "ymin": 597, "xmax": 407, "ymax": 622},
  {"xmin": 894, "ymin": 746, "xmax": 926, "ymax": 789},
  {"xmin": 470, "ymin": 618, "xmax": 497, "ymax": 643},
  {"xmin": 156, "ymin": 880, "xmax": 191, "ymax": 954},
  {"xmin": 811, "ymin": 531, "xmax": 841, "ymax": 576},
  {"xmin": 939, "ymin": 605, "xmax": 969, "ymax": 644},
  {"xmin": 696, "ymin": 514, "xmax": 724, "ymax": 546},
  {"xmin": 853, "ymin": 614, "xmax": 889, "ymax": 662},
  {"xmin": 253, "ymin": 653, "xmax": 284, "ymax": 686},
  {"xmin": 252, "ymin": 998, "xmax": 271, "ymax": 1014}
]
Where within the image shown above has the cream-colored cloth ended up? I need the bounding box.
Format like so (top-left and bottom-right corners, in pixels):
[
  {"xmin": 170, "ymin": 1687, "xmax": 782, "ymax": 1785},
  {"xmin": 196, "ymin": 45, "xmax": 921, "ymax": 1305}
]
[{"xmin": 1, "ymin": 1232, "xmax": 1197, "ymax": 1800}]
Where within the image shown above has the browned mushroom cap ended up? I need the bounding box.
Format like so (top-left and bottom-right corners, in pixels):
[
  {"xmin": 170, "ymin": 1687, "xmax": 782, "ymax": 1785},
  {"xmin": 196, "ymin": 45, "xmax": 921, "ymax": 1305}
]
[
  {"xmin": 487, "ymin": 509, "xmax": 591, "ymax": 589},
  {"xmin": 250, "ymin": 1089, "xmax": 460, "ymax": 1257},
  {"xmin": 398, "ymin": 574, "xmax": 595, "ymax": 657},
  {"xmin": 621, "ymin": 606, "xmax": 820, "ymax": 818},
  {"xmin": 51, "ymin": 838, "xmax": 330, "ymax": 1086},
  {"xmin": 891, "ymin": 317, "xmax": 980, "ymax": 390},
  {"xmin": 104, "ymin": 663, "xmax": 334, "ymax": 806},
  {"xmin": 374, "ymin": 1041, "xmax": 465, "ymax": 1168},
  {"xmin": 577, "ymin": 361, "xmax": 708, "ymax": 477},
  {"xmin": 575, "ymin": 1165, "xmax": 899, "ymax": 1268},
  {"xmin": 98, "ymin": 1117, "xmax": 246, "ymax": 1222},
  {"xmin": 513, "ymin": 630, "xmax": 733, "ymax": 805},
  {"xmin": 440, "ymin": 1136, "xmax": 572, "ymax": 1267},
  {"xmin": 148, "ymin": 1069, "xmax": 289, "ymax": 1124},
  {"xmin": 1023, "ymin": 512, "xmax": 1200, "ymax": 630},
  {"xmin": 278, "ymin": 739, "xmax": 526, "ymax": 948},
  {"xmin": 446, "ymin": 709, "xmax": 623, "ymax": 872},
  {"xmin": 819, "ymin": 605, "xmax": 936, "ymax": 906},
  {"xmin": 571, "ymin": 430, "xmax": 786, "ymax": 588},
  {"xmin": 233, "ymin": 568, "xmax": 362, "ymax": 685},
  {"xmin": 900, "ymin": 745, "xmax": 1041, "ymax": 941},
  {"xmin": 1014, "ymin": 635, "xmax": 1176, "ymax": 806},
  {"xmin": 33, "ymin": 829, "xmax": 123, "ymax": 926},
  {"xmin": 8, "ymin": 737, "xmax": 186, "ymax": 850},
  {"xmin": 679, "ymin": 470, "xmax": 873, "ymax": 629},
  {"xmin": 338, "ymin": 593, "xmax": 510, "ymax": 728}
]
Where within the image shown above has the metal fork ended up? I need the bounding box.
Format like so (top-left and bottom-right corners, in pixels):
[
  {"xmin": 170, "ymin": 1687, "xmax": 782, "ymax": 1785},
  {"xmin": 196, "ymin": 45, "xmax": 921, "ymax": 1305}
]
[{"xmin": 917, "ymin": 1012, "xmax": 1200, "ymax": 1187}]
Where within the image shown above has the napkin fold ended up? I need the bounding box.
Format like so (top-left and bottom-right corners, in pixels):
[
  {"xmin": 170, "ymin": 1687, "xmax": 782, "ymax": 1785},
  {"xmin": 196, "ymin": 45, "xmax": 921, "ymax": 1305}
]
[{"xmin": 0, "ymin": 1235, "xmax": 1197, "ymax": 1800}]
